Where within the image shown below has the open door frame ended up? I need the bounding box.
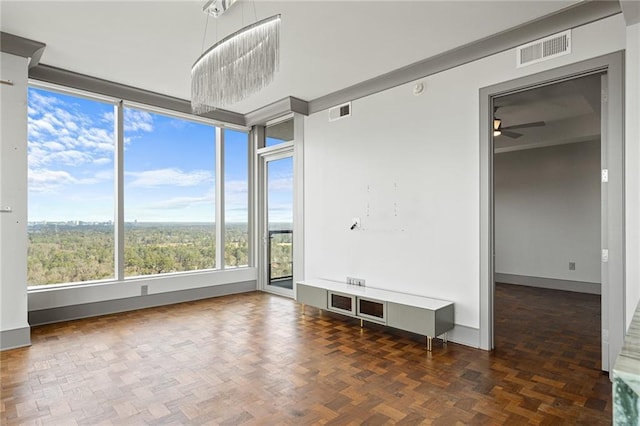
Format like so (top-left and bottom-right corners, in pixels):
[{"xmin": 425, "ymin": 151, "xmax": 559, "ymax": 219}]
[
  {"xmin": 254, "ymin": 113, "xmax": 305, "ymax": 298},
  {"xmin": 479, "ymin": 51, "xmax": 625, "ymax": 374}
]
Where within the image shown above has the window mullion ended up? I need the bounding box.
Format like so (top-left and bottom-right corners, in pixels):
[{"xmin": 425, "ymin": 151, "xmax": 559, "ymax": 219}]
[
  {"xmin": 115, "ymin": 101, "xmax": 125, "ymax": 280},
  {"xmin": 248, "ymin": 126, "xmax": 260, "ymax": 268},
  {"xmin": 216, "ymin": 127, "xmax": 225, "ymax": 269}
]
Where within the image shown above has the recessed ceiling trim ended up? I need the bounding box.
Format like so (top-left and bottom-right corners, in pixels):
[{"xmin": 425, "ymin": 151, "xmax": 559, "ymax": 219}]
[
  {"xmin": 307, "ymin": 1, "xmax": 621, "ymax": 114},
  {"xmin": 0, "ymin": 31, "xmax": 46, "ymax": 68},
  {"xmin": 28, "ymin": 64, "xmax": 246, "ymax": 128}
]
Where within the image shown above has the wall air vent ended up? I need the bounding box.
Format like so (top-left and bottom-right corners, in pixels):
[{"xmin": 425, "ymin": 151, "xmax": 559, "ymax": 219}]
[
  {"xmin": 329, "ymin": 102, "xmax": 351, "ymax": 122},
  {"xmin": 516, "ymin": 30, "xmax": 571, "ymax": 68}
]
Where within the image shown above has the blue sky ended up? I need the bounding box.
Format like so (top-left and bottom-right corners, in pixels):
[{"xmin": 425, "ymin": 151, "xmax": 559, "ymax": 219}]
[
  {"xmin": 267, "ymin": 156, "xmax": 294, "ymax": 227},
  {"xmin": 26, "ymin": 87, "xmax": 295, "ymax": 223}
]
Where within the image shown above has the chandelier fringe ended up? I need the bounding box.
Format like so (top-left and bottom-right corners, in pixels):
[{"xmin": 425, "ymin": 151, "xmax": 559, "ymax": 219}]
[{"xmin": 191, "ymin": 14, "xmax": 281, "ymax": 113}]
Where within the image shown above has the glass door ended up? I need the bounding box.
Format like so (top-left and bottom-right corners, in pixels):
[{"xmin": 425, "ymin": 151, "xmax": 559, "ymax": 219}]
[{"xmin": 263, "ymin": 153, "xmax": 294, "ymax": 295}]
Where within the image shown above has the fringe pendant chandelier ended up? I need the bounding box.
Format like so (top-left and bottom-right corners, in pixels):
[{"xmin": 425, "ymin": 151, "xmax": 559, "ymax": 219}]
[{"xmin": 191, "ymin": 6, "xmax": 281, "ymax": 114}]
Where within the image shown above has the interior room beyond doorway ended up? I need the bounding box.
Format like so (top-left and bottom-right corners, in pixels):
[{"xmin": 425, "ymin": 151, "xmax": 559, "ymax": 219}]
[{"xmin": 493, "ymin": 73, "xmax": 603, "ymax": 368}]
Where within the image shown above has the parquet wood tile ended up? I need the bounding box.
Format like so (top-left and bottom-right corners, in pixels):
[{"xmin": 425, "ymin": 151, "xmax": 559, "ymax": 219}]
[{"xmin": 1, "ymin": 283, "xmax": 611, "ymax": 425}]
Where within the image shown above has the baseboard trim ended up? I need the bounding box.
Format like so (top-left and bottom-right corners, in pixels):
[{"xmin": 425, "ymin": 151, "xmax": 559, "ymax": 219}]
[
  {"xmin": 29, "ymin": 280, "xmax": 256, "ymax": 326},
  {"xmin": 495, "ymin": 273, "xmax": 601, "ymax": 295},
  {"xmin": 447, "ymin": 324, "xmax": 480, "ymax": 349},
  {"xmin": 0, "ymin": 326, "xmax": 31, "ymax": 351}
]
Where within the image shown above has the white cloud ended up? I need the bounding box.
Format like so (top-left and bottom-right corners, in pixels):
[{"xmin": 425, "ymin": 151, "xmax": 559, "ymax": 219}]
[
  {"xmin": 65, "ymin": 119, "xmax": 79, "ymax": 132},
  {"xmin": 102, "ymin": 112, "xmax": 114, "ymax": 122},
  {"xmin": 28, "ymin": 145, "xmax": 49, "ymax": 168},
  {"xmin": 28, "ymin": 117, "xmax": 56, "ymax": 135},
  {"xmin": 224, "ymin": 179, "xmax": 249, "ymax": 208},
  {"xmin": 28, "ymin": 166, "xmax": 113, "ymax": 193},
  {"xmin": 93, "ymin": 157, "xmax": 112, "ymax": 165},
  {"xmin": 28, "ymin": 88, "xmax": 115, "ymax": 173},
  {"xmin": 49, "ymin": 150, "xmax": 92, "ymax": 166},
  {"xmin": 103, "ymin": 110, "xmax": 154, "ymax": 133},
  {"xmin": 28, "ymin": 169, "xmax": 77, "ymax": 193},
  {"xmin": 28, "ymin": 90, "xmax": 60, "ymax": 111},
  {"xmin": 126, "ymin": 168, "xmax": 213, "ymax": 188},
  {"xmin": 268, "ymin": 177, "xmax": 293, "ymax": 191},
  {"xmin": 124, "ymin": 109, "xmax": 154, "ymax": 132},
  {"xmin": 77, "ymin": 127, "xmax": 113, "ymax": 150},
  {"xmin": 44, "ymin": 141, "xmax": 65, "ymax": 151},
  {"xmin": 148, "ymin": 194, "xmax": 214, "ymax": 210},
  {"xmin": 225, "ymin": 180, "xmax": 248, "ymax": 194}
]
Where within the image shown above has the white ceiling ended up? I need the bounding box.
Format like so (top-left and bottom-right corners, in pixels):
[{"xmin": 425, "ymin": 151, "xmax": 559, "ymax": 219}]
[{"xmin": 1, "ymin": 0, "xmax": 580, "ymax": 115}]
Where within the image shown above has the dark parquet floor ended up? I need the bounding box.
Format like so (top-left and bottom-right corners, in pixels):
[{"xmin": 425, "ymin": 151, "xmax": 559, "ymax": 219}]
[{"xmin": 1, "ymin": 283, "xmax": 611, "ymax": 424}]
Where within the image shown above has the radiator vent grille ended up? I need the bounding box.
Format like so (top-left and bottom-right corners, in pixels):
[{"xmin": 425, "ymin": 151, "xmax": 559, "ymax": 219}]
[{"xmin": 517, "ymin": 30, "xmax": 571, "ymax": 68}]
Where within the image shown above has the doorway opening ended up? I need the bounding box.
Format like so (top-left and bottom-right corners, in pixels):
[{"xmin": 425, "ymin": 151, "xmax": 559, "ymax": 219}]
[
  {"xmin": 479, "ymin": 52, "xmax": 625, "ymax": 374},
  {"xmin": 492, "ymin": 73, "xmax": 603, "ymax": 370},
  {"xmin": 257, "ymin": 116, "xmax": 297, "ymax": 298},
  {"xmin": 265, "ymin": 155, "xmax": 294, "ymax": 291}
]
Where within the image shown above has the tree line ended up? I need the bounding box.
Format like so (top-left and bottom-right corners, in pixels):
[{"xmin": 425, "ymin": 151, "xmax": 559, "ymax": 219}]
[{"xmin": 27, "ymin": 223, "xmax": 257, "ymax": 285}]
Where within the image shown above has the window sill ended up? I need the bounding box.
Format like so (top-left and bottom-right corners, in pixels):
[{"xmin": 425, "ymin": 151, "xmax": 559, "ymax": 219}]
[{"xmin": 28, "ymin": 267, "xmax": 257, "ymax": 311}]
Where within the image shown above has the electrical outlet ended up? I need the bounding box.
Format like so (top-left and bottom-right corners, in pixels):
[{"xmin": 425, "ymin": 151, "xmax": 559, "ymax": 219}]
[
  {"xmin": 346, "ymin": 277, "xmax": 366, "ymax": 286},
  {"xmin": 569, "ymin": 262, "xmax": 576, "ymax": 271},
  {"xmin": 141, "ymin": 285, "xmax": 148, "ymax": 296}
]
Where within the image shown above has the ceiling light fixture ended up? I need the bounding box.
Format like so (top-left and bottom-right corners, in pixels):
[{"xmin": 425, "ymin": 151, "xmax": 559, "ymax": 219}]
[
  {"xmin": 191, "ymin": 2, "xmax": 281, "ymax": 114},
  {"xmin": 203, "ymin": 0, "xmax": 238, "ymax": 17}
]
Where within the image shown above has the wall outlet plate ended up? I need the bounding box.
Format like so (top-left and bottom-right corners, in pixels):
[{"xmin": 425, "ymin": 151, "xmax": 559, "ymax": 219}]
[{"xmin": 347, "ymin": 276, "xmax": 365, "ymax": 286}]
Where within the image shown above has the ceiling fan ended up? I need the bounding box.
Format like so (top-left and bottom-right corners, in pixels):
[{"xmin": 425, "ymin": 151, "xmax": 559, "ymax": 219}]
[{"xmin": 493, "ymin": 117, "xmax": 546, "ymax": 139}]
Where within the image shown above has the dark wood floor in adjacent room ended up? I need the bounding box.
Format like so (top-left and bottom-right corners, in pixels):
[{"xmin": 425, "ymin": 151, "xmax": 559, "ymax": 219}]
[{"xmin": 1, "ymin": 283, "xmax": 611, "ymax": 424}]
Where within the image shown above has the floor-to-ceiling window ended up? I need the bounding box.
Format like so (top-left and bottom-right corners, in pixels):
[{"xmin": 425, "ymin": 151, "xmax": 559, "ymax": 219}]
[
  {"xmin": 27, "ymin": 87, "xmax": 116, "ymax": 285},
  {"xmin": 27, "ymin": 85, "xmax": 250, "ymax": 287},
  {"xmin": 123, "ymin": 107, "xmax": 217, "ymax": 277},
  {"xmin": 224, "ymin": 129, "xmax": 250, "ymax": 268}
]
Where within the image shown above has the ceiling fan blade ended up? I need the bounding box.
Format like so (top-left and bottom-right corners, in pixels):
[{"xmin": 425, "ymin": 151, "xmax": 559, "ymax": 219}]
[
  {"xmin": 500, "ymin": 130, "xmax": 523, "ymax": 139},
  {"xmin": 502, "ymin": 121, "xmax": 545, "ymax": 130}
]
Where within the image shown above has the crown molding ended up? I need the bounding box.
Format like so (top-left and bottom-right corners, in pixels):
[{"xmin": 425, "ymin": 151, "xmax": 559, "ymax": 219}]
[
  {"xmin": 307, "ymin": 1, "xmax": 622, "ymax": 114},
  {"xmin": 0, "ymin": 32, "xmax": 46, "ymax": 68},
  {"xmin": 28, "ymin": 64, "xmax": 246, "ymax": 127},
  {"xmin": 620, "ymin": 1, "xmax": 640, "ymax": 25},
  {"xmin": 245, "ymin": 96, "xmax": 309, "ymax": 126}
]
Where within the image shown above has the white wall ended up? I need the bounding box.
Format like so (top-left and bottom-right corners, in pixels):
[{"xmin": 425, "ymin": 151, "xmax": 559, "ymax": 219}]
[
  {"xmin": 303, "ymin": 15, "xmax": 626, "ymax": 345},
  {"xmin": 0, "ymin": 52, "xmax": 30, "ymax": 349},
  {"xmin": 626, "ymin": 22, "xmax": 640, "ymax": 329},
  {"xmin": 494, "ymin": 141, "xmax": 601, "ymax": 285}
]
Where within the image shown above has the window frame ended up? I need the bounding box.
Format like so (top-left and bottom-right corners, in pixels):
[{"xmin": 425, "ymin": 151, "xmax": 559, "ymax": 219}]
[
  {"xmin": 222, "ymin": 128, "xmax": 251, "ymax": 269},
  {"xmin": 26, "ymin": 81, "xmax": 252, "ymax": 289},
  {"xmin": 263, "ymin": 113, "xmax": 294, "ymax": 149}
]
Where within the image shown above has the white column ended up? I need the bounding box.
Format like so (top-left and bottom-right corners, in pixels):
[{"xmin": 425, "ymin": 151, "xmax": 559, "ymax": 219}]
[
  {"xmin": 625, "ymin": 22, "xmax": 640, "ymax": 329},
  {"xmin": 0, "ymin": 52, "xmax": 30, "ymax": 350}
]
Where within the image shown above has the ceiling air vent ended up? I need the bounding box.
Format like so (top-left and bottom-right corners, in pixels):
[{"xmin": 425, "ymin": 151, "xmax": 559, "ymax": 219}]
[
  {"xmin": 516, "ymin": 30, "xmax": 571, "ymax": 68},
  {"xmin": 329, "ymin": 102, "xmax": 351, "ymax": 122}
]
